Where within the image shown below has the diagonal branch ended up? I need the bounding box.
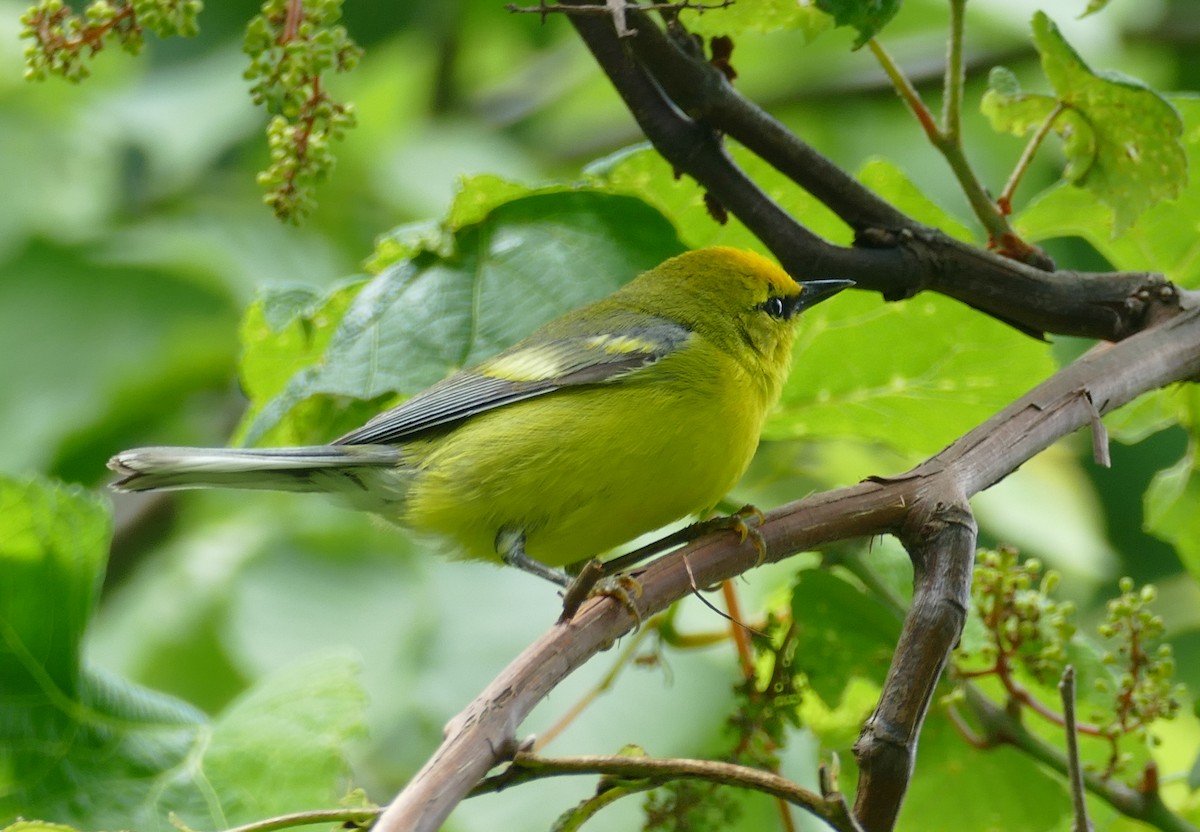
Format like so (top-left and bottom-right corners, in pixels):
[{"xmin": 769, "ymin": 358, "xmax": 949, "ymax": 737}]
[
  {"xmin": 373, "ymin": 284, "xmax": 1200, "ymax": 831},
  {"xmin": 565, "ymin": 3, "xmax": 1177, "ymax": 341}
]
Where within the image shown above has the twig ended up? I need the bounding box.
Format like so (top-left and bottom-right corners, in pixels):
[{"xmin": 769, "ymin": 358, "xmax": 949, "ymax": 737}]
[
  {"xmin": 962, "ymin": 684, "xmax": 1196, "ymax": 832},
  {"xmin": 942, "ymin": 0, "xmax": 967, "ymax": 143},
  {"xmin": 1059, "ymin": 666, "xmax": 1094, "ymax": 832},
  {"xmin": 868, "ymin": 35, "xmax": 1017, "ymax": 256},
  {"xmin": 474, "ymin": 752, "xmax": 864, "ymax": 832},
  {"xmin": 212, "ymin": 808, "xmax": 379, "ymax": 832},
  {"xmin": 721, "ymin": 579, "xmax": 755, "ymax": 679},
  {"xmin": 996, "ymin": 101, "xmax": 1066, "ymax": 215}
]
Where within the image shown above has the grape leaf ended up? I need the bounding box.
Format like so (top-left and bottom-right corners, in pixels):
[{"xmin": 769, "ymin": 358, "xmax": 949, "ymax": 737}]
[
  {"xmin": 237, "ymin": 189, "xmax": 685, "ymax": 445},
  {"xmin": 1145, "ymin": 442, "xmax": 1200, "ymax": 584},
  {"xmin": 680, "ymin": 0, "xmax": 834, "ymax": 39},
  {"xmin": 0, "ymin": 474, "xmax": 367, "ymax": 830},
  {"xmin": 900, "ymin": 710, "xmax": 1069, "ymax": 832},
  {"xmin": 790, "ymin": 570, "xmax": 900, "ymax": 706},
  {"xmin": 985, "ymin": 12, "xmax": 1186, "ymax": 235},
  {"xmin": 815, "ymin": 0, "xmax": 902, "ymax": 49}
]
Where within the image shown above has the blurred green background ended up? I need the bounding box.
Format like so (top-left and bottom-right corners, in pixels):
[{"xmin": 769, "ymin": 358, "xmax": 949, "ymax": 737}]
[{"xmin": 5, "ymin": 0, "xmax": 1200, "ymax": 829}]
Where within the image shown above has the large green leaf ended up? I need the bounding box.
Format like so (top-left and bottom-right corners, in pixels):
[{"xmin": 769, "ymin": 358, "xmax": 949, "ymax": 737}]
[
  {"xmin": 0, "ymin": 475, "xmax": 367, "ymax": 830},
  {"xmin": 770, "ymin": 161, "xmax": 1051, "ymax": 457},
  {"xmin": 899, "ymin": 710, "xmax": 1070, "ymax": 831},
  {"xmin": 238, "ymin": 188, "xmax": 685, "ymax": 445},
  {"xmin": 985, "ymin": 12, "xmax": 1186, "ymax": 236},
  {"xmin": 1015, "ymin": 96, "xmax": 1200, "ymax": 287},
  {"xmin": 1146, "ymin": 439, "xmax": 1200, "ymax": 585},
  {"xmin": 790, "ymin": 570, "xmax": 901, "ymax": 707}
]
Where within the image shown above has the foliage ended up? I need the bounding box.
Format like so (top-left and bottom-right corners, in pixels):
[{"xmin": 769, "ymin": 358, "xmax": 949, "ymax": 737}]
[
  {"xmin": 21, "ymin": 0, "xmax": 200, "ymax": 81},
  {"xmin": 6, "ymin": 1, "xmax": 1200, "ymax": 832},
  {"xmin": 982, "ymin": 12, "xmax": 1186, "ymax": 234},
  {"xmin": 0, "ymin": 475, "xmax": 368, "ymax": 830}
]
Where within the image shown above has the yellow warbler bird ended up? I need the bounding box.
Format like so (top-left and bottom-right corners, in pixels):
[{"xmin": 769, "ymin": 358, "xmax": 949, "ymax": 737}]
[{"xmin": 109, "ymin": 247, "xmax": 850, "ymax": 585}]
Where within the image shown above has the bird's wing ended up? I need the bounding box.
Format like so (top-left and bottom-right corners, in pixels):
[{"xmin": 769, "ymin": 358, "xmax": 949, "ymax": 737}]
[{"xmin": 333, "ymin": 319, "xmax": 691, "ymax": 445}]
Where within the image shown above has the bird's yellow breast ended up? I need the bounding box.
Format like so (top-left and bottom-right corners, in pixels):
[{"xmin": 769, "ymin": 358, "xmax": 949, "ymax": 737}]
[{"xmin": 398, "ymin": 340, "xmax": 773, "ymax": 567}]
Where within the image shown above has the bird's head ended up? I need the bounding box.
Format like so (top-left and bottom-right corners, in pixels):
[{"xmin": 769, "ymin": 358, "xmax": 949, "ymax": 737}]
[{"xmin": 629, "ymin": 247, "xmax": 852, "ymax": 377}]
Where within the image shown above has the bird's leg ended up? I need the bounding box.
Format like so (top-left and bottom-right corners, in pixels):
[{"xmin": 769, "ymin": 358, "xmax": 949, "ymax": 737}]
[
  {"xmin": 494, "ymin": 529, "xmax": 643, "ymax": 625},
  {"xmin": 599, "ymin": 504, "xmax": 767, "ymax": 576},
  {"xmin": 496, "ymin": 528, "xmax": 571, "ymax": 587},
  {"xmin": 558, "ymin": 506, "xmax": 765, "ymax": 623}
]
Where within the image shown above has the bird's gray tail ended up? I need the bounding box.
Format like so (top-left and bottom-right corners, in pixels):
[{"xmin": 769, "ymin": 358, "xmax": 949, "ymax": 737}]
[{"xmin": 108, "ymin": 445, "xmax": 403, "ymax": 493}]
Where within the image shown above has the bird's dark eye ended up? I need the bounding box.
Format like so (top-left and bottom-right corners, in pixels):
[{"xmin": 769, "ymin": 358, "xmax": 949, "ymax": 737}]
[{"xmin": 763, "ymin": 296, "xmax": 787, "ymax": 319}]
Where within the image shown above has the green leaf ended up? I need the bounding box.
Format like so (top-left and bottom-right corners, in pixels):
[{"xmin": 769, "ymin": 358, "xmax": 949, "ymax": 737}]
[
  {"xmin": 599, "ymin": 143, "xmax": 851, "ymax": 251},
  {"xmin": 769, "ymin": 287, "xmax": 1054, "ymax": 457},
  {"xmin": 789, "ymin": 570, "xmax": 901, "ymax": 706},
  {"xmin": 990, "ymin": 12, "xmax": 1187, "ymax": 235},
  {"xmin": 0, "ymin": 474, "xmax": 367, "ymax": 830},
  {"xmin": 234, "ymin": 281, "xmax": 367, "ymax": 446},
  {"xmin": 982, "ymin": 68, "xmax": 1095, "ymax": 182},
  {"xmin": 1103, "ymin": 387, "xmax": 1192, "ymax": 445},
  {"xmin": 1014, "ymin": 96, "xmax": 1200, "ymax": 286},
  {"xmin": 679, "ymin": 0, "xmax": 834, "ymax": 39},
  {"xmin": 366, "ymin": 174, "xmax": 589, "ymax": 271},
  {"xmin": 238, "ymin": 190, "xmax": 685, "ymax": 445},
  {"xmin": 1145, "ymin": 443, "xmax": 1200, "ymax": 584},
  {"xmin": 900, "ymin": 710, "xmax": 1069, "ymax": 832},
  {"xmin": 814, "ymin": 0, "xmax": 901, "ymax": 49}
]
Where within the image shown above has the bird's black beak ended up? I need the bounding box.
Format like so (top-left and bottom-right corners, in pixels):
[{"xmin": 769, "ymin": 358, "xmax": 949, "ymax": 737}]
[{"xmin": 795, "ymin": 278, "xmax": 854, "ymax": 313}]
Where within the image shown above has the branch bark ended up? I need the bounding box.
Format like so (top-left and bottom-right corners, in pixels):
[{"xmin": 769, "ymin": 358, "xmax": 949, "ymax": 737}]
[
  {"xmin": 473, "ymin": 752, "xmax": 862, "ymax": 831},
  {"xmin": 375, "ymin": 292, "xmax": 1200, "ymax": 830},
  {"xmin": 566, "ymin": 3, "xmax": 1176, "ymax": 341}
]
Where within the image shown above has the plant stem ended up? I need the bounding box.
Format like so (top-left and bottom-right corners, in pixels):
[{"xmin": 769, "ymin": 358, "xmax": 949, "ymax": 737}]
[
  {"xmin": 943, "ymin": 0, "xmax": 966, "ymax": 143},
  {"xmin": 869, "ymin": 33, "xmax": 1032, "ymax": 257},
  {"xmin": 1059, "ymin": 666, "xmax": 1094, "ymax": 832},
  {"xmin": 997, "ymin": 101, "xmax": 1065, "ymax": 214}
]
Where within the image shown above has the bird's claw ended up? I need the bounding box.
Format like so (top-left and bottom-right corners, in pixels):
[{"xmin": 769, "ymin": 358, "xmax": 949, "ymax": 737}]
[{"xmin": 559, "ymin": 559, "xmax": 643, "ymax": 629}]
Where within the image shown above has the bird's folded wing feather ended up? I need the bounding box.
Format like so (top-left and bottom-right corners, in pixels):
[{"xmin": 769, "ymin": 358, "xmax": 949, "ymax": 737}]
[{"xmin": 333, "ymin": 320, "xmax": 691, "ymax": 445}]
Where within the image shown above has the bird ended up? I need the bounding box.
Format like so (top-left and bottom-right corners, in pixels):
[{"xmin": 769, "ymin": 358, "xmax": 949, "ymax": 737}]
[{"xmin": 109, "ymin": 247, "xmax": 851, "ymax": 587}]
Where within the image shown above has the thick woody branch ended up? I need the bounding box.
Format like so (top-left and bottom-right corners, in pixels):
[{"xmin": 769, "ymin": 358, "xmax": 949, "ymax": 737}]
[
  {"xmin": 565, "ymin": 3, "xmax": 1175, "ymax": 341},
  {"xmin": 852, "ymin": 486, "xmax": 975, "ymax": 831},
  {"xmin": 374, "ymin": 288, "xmax": 1200, "ymax": 831},
  {"xmin": 567, "ymin": 9, "xmax": 837, "ymax": 260}
]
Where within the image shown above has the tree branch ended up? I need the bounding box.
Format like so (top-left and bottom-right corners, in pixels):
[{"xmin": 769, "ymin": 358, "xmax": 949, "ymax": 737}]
[
  {"xmin": 373, "ymin": 284, "xmax": 1200, "ymax": 831},
  {"xmin": 852, "ymin": 483, "xmax": 975, "ymax": 831},
  {"xmin": 1059, "ymin": 666, "xmax": 1094, "ymax": 832},
  {"xmin": 565, "ymin": 3, "xmax": 1177, "ymax": 341},
  {"xmin": 472, "ymin": 752, "xmax": 863, "ymax": 832}
]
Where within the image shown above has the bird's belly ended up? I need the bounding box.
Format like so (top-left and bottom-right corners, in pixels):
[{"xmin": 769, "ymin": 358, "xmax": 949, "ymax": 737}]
[{"xmin": 400, "ymin": 379, "xmax": 764, "ymax": 567}]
